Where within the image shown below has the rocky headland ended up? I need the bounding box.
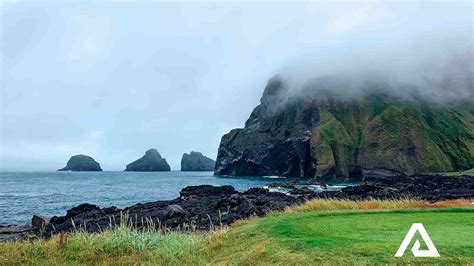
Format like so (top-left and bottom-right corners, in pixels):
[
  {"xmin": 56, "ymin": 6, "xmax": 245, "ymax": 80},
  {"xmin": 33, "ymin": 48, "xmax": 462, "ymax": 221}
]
[
  {"xmin": 58, "ymin": 155, "xmax": 102, "ymax": 171},
  {"xmin": 215, "ymin": 76, "xmax": 474, "ymax": 180},
  {"xmin": 181, "ymin": 151, "xmax": 215, "ymax": 171},
  {"xmin": 125, "ymin": 149, "xmax": 171, "ymax": 172}
]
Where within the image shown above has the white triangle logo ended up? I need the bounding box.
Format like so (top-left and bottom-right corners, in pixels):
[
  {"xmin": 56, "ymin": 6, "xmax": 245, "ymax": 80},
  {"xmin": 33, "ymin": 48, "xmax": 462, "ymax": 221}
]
[{"xmin": 395, "ymin": 223, "xmax": 440, "ymax": 257}]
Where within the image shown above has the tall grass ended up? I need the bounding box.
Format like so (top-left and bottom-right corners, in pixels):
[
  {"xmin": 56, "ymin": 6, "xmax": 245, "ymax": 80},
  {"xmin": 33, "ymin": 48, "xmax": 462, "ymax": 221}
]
[
  {"xmin": 0, "ymin": 227, "xmax": 206, "ymax": 264},
  {"xmin": 0, "ymin": 213, "xmax": 209, "ymax": 265},
  {"xmin": 286, "ymin": 198, "xmax": 472, "ymax": 213}
]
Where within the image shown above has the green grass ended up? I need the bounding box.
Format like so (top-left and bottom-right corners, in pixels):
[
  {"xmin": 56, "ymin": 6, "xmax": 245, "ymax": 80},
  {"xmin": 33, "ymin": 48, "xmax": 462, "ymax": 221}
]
[
  {"xmin": 442, "ymin": 168, "xmax": 474, "ymax": 176},
  {"xmin": 209, "ymin": 208, "xmax": 474, "ymax": 265},
  {"xmin": 1, "ymin": 200, "xmax": 473, "ymax": 265}
]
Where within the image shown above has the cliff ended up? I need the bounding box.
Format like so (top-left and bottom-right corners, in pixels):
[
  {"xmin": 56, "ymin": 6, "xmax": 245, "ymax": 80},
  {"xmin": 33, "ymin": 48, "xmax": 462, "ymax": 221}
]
[
  {"xmin": 215, "ymin": 76, "xmax": 474, "ymax": 180},
  {"xmin": 125, "ymin": 149, "xmax": 171, "ymax": 172}
]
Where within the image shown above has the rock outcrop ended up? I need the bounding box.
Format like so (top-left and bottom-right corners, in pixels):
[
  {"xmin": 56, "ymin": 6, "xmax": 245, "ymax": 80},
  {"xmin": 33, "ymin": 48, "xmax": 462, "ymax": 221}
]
[
  {"xmin": 58, "ymin": 155, "xmax": 102, "ymax": 171},
  {"xmin": 215, "ymin": 76, "xmax": 474, "ymax": 180},
  {"xmin": 181, "ymin": 151, "xmax": 215, "ymax": 171},
  {"xmin": 125, "ymin": 149, "xmax": 171, "ymax": 172},
  {"xmin": 37, "ymin": 174, "xmax": 474, "ymax": 237},
  {"xmin": 43, "ymin": 185, "xmax": 301, "ymax": 235}
]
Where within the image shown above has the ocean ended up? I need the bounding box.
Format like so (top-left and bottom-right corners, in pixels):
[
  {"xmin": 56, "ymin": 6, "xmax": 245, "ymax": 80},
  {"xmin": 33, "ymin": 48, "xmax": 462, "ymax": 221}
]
[{"xmin": 0, "ymin": 171, "xmax": 304, "ymax": 225}]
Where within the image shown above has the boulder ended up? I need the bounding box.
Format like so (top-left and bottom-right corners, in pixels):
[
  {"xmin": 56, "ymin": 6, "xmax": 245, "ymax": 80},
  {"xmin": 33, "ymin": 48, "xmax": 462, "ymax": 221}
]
[
  {"xmin": 125, "ymin": 149, "xmax": 171, "ymax": 172},
  {"xmin": 289, "ymin": 187, "xmax": 313, "ymax": 195},
  {"xmin": 181, "ymin": 151, "xmax": 215, "ymax": 171},
  {"xmin": 58, "ymin": 155, "xmax": 102, "ymax": 171},
  {"xmin": 32, "ymin": 215, "xmax": 49, "ymax": 229}
]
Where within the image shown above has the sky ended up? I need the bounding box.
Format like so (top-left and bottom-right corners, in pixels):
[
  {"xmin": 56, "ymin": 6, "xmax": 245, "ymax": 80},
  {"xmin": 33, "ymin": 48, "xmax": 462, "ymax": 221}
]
[{"xmin": 1, "ymin": 1, "xmax": 472, "ymax": 171}]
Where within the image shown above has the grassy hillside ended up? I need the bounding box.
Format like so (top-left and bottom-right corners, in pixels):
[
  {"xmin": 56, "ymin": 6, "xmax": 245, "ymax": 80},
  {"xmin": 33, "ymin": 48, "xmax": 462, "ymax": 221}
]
[
  {"xmin": 1, "ymin": 199, "xmax": 473, "ymax": 265},
  {"xmin": 313, "ymin": 94, "xmax": 474, "ymax": 178}
]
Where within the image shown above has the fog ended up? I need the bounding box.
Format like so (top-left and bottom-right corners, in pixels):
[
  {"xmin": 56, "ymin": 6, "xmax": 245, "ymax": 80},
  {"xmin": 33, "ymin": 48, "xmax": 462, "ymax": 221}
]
[
  {"xmin": 279, "ymin": 8, "xmax": 473, "ymax": 102},
  {"xmin": 280, "ymin": 37, "xmax": 473, "ymax": 103},
  {"xmin": 1, "ymin": 1, "xmax": 472, "ymax": 170}
]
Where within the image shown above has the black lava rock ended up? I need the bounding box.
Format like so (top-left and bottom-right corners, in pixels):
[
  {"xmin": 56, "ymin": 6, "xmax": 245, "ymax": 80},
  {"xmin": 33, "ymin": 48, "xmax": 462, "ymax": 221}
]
[{"xmin": 42, "ymin": 185, "xmax": 301, "ymax": 236}]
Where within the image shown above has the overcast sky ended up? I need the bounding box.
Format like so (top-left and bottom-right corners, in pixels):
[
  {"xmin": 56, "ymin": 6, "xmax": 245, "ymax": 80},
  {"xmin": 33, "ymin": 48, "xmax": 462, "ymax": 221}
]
[{"xmin": 1, "ymin": 1, "xmax": 472, "ymax": 171}]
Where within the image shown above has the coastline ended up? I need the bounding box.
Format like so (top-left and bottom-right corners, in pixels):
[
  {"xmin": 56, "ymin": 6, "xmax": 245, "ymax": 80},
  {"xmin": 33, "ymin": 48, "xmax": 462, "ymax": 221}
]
[{"xmin": 2, "ymin": 173, "xmax": 473, "ymax": 242}]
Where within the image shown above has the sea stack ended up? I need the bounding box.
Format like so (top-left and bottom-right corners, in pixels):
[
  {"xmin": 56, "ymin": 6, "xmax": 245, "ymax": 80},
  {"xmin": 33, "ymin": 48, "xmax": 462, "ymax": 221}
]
[
  {"xmin": 181, "ymin": 151, "xmax": 215, "ymax": 171},
  {"xmin": 58, "ymin": 155, "xmax": 102, "ymax": 171},
  {"xmin": 125, "ymin": 148, "xmax": 171, "ymax": 172}
]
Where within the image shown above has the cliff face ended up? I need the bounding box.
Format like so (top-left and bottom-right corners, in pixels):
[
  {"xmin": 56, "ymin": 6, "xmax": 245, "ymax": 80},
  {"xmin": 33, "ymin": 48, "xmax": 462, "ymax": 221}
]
[
  {"xmin": 181, "ymin": 151, "xmax": 215, "ymax": 171},
  {"xmin": 125, "ymin": 149, "xmax": 171, "ymax": 172},
  {"xmin": 58, "ymin": 155, "xmax": 102, "ymax": 171},
  {"xmin": 214, "ymin": 76, "xmax": 474, "ymax": 180}
]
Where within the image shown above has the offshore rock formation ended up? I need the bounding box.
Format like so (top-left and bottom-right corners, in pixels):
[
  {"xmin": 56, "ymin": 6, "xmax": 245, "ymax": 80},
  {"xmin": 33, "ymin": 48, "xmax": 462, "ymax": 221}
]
[
  {"xmin": 215, "ymin": 76, "xmax": 474, "ymax": 180},
  {"xmin": 58, "ymin": 155, "xmax": 102, "ymax": 171},
  {"xmin": 181, "ymin": 151, "xmax": 215, "ymax": 171},
  {"xmin": 125, "ymin": 149, "xmax": 171, "ymax": 172}
]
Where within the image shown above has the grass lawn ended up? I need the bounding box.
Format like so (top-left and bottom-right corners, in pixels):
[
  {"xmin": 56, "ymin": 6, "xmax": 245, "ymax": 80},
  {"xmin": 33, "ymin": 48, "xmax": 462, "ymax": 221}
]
[
  {"xmin": 1, "ymin": 200, "xmax": 473, "ymax": 265},
  {"xmin": 207, "ymin": 208, "xmax": 474, "ymax": 264}
]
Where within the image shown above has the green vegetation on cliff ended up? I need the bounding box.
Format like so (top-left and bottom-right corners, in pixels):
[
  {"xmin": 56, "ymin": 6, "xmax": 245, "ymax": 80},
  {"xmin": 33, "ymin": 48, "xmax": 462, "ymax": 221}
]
[
  {"xmin": 313, "ymin": 93, "xmax": 474, "ymax": 179},
  {"xmin": 215, "ymin": 77, "xmax": 474, "ymax": 179}
]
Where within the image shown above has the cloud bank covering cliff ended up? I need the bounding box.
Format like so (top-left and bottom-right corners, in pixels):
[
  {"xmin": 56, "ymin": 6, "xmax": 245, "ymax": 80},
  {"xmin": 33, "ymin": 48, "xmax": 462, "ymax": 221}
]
[{"xmin": 1, "ymin": 1, "xmax": 472, "ymax": 170}]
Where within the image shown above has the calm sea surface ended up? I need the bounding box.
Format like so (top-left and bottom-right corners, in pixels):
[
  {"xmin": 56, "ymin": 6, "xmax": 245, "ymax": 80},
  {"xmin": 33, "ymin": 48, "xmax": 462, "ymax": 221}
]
[
  {"xmin": 0, "ymin": 171, "xmax": 355, "ymax": 225},
  {"xmin": 0, "ymin": 171, "xmax": 312, "ymax": 225}
]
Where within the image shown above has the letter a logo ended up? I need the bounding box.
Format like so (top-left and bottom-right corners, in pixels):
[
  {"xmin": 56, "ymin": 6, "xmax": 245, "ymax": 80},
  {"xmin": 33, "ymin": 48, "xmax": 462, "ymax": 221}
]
[{"xmin": 395, "ymin": 223, "xmax": 440, "ymax": 257}]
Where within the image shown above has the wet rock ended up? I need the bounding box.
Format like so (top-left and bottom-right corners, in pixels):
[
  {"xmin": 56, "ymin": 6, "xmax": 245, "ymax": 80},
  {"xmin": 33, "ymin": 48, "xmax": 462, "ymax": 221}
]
[
  {"xmin": 180, "ymin": 185, "xmax": 236, "ymax": 198},
  {"xmin": 32, "ymin": 215, "xmax": 49, "ymax": 230},
  {"xmin": 0, "ymin": 225, "xmax": 33, "ymax": 242},
  {"xmin": 289, "ymin": 187, "xmax": 313, "ymax": 195}
]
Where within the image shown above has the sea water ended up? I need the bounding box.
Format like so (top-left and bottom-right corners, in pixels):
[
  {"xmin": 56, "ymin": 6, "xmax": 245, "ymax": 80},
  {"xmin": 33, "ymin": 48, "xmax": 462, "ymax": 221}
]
[{"xmin": 0, "ymin": 171, "xmax": 353, "ymax": 225}]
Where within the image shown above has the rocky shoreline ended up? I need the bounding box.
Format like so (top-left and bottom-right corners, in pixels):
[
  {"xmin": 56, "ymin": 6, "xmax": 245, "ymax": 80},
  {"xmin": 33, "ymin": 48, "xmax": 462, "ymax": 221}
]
[{"xmin": 1, "ymin": 174, "xmax": 473, "ymax": 241}]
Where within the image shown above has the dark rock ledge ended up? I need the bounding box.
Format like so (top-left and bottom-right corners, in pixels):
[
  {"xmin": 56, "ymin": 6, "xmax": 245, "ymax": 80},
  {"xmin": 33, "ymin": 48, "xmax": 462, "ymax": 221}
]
[{"xmin": 1, "ymin": 174, "xmax": 473, "ymax": 241}]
